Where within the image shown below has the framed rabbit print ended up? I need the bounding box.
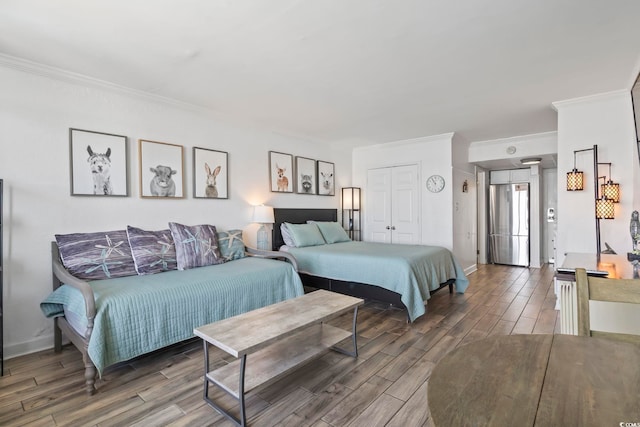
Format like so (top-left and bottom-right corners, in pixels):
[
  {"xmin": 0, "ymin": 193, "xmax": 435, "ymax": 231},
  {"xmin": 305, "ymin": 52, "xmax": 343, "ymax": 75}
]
[{"xmin": 193, "ymin": 147, "xmax": 228, "ymax": 199}]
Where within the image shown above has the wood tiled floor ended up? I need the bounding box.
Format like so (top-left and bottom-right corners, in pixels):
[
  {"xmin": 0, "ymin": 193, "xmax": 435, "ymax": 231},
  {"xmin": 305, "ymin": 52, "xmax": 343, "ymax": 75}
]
[{"xmin": 0, "ymin": 263, "xmax": 558, "ymax": 426}]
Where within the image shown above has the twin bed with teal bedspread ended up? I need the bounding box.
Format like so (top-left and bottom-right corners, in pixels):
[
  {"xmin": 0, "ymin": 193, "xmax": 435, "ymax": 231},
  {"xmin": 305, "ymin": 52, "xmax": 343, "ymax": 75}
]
[
  {"xmin": 41, "ymin": 257, "xmax": 303, "ymax": 376},
  {"xmin": 42, "ymin": 243, "xmax": 303, "ymax": 395},
  {"xmin": 286, "ymin": 241, "xmax": 468, "ymax": 322}
]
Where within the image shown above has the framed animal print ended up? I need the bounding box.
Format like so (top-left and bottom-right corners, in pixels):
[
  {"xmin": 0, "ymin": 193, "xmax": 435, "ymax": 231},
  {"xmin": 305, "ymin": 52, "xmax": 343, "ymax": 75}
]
[
  {"xmin": 295, "ymin": 156, "xmax": 317, "ymax": 195},
  {"xmin": 193, "ymin": 147, "xmax": 228, "ymax": 199},
  {"xmin": 139, "ymin": 139, "xmax": 185, "ymax": 199},
  {"xmin": 269, "ymin": 151, "xmax": 293, "ymax": 193},
  {"xmin": 317, "ymin": 160, "xmax": 335, "ymax": 196},
  {"xmin": 69, "ymin": 128, "xmax": 128, "ymax": 197}
]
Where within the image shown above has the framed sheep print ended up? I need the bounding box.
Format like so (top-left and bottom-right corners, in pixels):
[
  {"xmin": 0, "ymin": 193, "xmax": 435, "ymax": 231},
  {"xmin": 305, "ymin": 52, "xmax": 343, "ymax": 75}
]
[
  {"xmin": 193, "ymin": 147, "xmax": 228, "ymax": 199},
  {"xmin": 69, "ymin": 128, "xmax": 128, "ymax": 196},
  {"xmin": 295, "ymin": 156, "xmax": 317, "ymax": 195},
  {"xmin": 138, "ymin": 139, "xmax": 185, "ymax": 199},
  {"xmin": 269, "ymin": 151, "xmax": 293, "ymax": 193},
  {"xmin": 316, "ymin": 160, "xmax": 335, "ymax": 196}
]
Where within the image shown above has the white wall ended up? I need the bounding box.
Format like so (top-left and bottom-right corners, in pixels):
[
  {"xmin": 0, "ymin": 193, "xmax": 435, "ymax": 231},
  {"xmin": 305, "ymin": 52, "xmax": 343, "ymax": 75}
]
[
  {"xmin": 452, "ymin": 134, "xmax": 478, "ymax": 274},
  {"xmin": 352, "ymin": 133, "xmax": 477, "ymax": 274},
  {"xmin": 542, "ymin": 168, "xmax": 558, "ymax": 263},
  {"xmin": 0, "ymin": 63, "xmax": 351, "ymax": 358},
  {"xmin": 469, "ymin": 132, "xmax": 557, "ymax": 165},
  {"xmin": 554, "ymin": 90, "xmax": 637, "ymax": 265}
]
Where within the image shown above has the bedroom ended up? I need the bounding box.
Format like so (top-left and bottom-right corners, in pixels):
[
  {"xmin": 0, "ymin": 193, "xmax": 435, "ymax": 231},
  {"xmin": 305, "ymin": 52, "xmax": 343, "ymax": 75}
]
[{"xmin": 1, "ymin": 1, "xmax": 640, "ymax": 425}]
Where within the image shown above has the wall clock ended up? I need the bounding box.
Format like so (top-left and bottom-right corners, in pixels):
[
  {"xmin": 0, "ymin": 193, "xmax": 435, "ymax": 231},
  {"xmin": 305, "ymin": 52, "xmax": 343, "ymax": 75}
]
[{"xmin": 426, "ymin": 174, "xmax": 445, "ymax": 193}]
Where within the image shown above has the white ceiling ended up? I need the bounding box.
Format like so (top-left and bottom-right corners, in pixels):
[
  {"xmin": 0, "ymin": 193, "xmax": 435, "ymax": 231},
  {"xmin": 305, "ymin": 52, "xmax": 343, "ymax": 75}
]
[{"xmin": 1, "ymin": 0, "xmax": 640, "ymax": 147}]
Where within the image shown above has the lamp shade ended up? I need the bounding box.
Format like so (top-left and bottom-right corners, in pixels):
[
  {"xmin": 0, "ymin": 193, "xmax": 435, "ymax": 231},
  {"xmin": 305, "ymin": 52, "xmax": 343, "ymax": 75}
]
[
  {"xmin": 342, "ymin": 187, "xmax": 361, "ymax": 210},
  {"xmin": 566, "ymin": 169, "xmax": 584, "ymax": 191},
  {"xmin": 601, "ymin": 181, "xmax": 620, "ymax": 203},
  {"xmin": 252, "ymin": 205, "xmax": 274, "ymax": 223},
  {"xmin": 595, "ymin": 197, "xmax": 615, "ymax": 219}
]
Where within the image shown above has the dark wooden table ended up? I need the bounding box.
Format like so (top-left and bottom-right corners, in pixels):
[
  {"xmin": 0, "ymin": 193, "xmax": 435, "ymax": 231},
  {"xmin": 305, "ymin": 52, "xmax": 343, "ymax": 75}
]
[{"xmin": 428, "ymin": 334, "xmax": 640, "ymax": 426}]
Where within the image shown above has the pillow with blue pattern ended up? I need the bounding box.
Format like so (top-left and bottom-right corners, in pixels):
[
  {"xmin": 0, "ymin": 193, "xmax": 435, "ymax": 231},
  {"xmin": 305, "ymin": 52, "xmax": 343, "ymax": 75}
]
[
  {"xmin": 217, "ymin": 229, "xmax": 246, "ymax": 261},
  {"xmin": 55, "ymin": 230, "xmax": 137, "ymax": 280},
  {"xmin": 126, "ymin": 226, "xmax": 177, "ymax": 275},
  {"xmin": 168, "ymin": 222, "xmax": 225, "ymax": 270}
]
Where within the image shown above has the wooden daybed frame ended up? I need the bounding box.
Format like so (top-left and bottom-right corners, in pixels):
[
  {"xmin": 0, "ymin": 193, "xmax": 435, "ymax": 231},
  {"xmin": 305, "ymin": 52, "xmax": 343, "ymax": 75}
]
[{"xmin": 50, "ymin": 242, "xmax": 297, "ymax": 395}]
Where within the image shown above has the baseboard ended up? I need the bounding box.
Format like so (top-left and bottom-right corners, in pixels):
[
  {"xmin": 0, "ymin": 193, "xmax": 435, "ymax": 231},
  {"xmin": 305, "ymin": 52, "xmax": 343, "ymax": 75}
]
[
  {"xmin": 4, "ymin": 334, "xmax": 55, "ymax": 360},
  {"xmin": 464, "ymin": 264, "xmax": 478, "ymax": 276}
]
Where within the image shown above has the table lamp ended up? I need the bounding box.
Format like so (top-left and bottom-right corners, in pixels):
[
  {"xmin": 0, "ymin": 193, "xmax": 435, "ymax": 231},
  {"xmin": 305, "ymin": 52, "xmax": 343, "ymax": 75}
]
[{"xmin": 253, "ymin": 205, "xmax": 274, "ymax": 250}]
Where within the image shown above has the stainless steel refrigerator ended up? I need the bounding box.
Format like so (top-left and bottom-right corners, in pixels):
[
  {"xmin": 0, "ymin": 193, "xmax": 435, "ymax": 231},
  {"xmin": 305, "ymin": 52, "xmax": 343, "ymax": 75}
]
[{"xmin": 488, "ymin": 183, "xmax": 529, "ymax": 266}]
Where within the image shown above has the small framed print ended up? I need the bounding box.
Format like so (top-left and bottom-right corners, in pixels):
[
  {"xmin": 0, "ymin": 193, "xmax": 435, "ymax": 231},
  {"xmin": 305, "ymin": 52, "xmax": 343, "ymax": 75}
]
[
  {"xmin": 269, "ymin": 151, "xmax": 293, "ymax": 193},
  {"xmin": 69, "ymin": 128, "xmax": 128, "ymax": 196},
  {"xmin": 193, "ymin": 147, "xmax": 228, "ymax": 199},
  {"xmin": 316, "ymin": 160, "xmax": 335, "ymax": 196},
  {"xmin": 139, "ymin": 139, "xmax": 185, "ymax": 198},
  {"xmin": 295, "ymin": 156, "xmax": 317, "ymax": 195}
]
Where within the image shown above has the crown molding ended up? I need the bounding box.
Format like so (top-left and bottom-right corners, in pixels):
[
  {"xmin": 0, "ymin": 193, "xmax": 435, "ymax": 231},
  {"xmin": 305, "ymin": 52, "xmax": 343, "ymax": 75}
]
[
  {"xmin": 470, "ymin": 130, "xmax": 557, "ymax": 148},
  {"xmin": 551, "ymin": 89, "xmax": 629, "ymax": 111},
  {"xmin": 355, "ymin": 132, "xmax": 456, "ymax": 152},
  {"xmin": 0, "ymin": 53, "xmax": 214, "ymax": 115}
]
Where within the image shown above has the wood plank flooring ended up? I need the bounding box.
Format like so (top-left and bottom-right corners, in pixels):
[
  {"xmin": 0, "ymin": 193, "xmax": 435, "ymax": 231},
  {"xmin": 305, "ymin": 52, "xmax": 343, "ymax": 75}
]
[{"xmin": 1, "ymin": 263, "xmax": 558, "ymax": 426}]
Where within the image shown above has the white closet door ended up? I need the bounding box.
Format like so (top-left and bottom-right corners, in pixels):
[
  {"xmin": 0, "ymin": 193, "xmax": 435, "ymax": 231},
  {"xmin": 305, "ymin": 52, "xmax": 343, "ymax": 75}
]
[
  {"xmin": 366, "ymin": 168, "xmax": 392, "ymax": 243},
  {"xmin": 366, "ymin": 164, "xmax": 420, "ymax": 244},
  {"xmin": 392, "ymin": 165, "xmax": 420, "ymax": 244}
]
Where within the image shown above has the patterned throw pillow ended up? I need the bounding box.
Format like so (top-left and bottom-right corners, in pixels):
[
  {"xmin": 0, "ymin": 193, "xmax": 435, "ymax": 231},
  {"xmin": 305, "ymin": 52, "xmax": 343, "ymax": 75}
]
[
  {"xmin": 168, "ymin": 222, "xmax": 225, "ymax": 270},
  {"xmin": 55, "ymin": 230, "xmax": 137, "ymax": 280},
  {"xmin": 217, "ymin": 229, "xmax": 246, "ymax": 261},
  {"xmin": 126, "ymin": 226, "xmax": 178, "ymax": 275}
]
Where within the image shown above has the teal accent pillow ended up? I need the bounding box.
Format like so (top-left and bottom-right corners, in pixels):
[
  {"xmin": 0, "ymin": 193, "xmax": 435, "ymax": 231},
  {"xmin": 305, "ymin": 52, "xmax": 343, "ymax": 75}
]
[
  {"xmin": 286, "ymin": 223, "xmax": 326, "ymax": 247},
  {"xmin": 217, "ymin": 229, "xmax": 246, "ymax": 261},
  {"xmin": 312, "ymin": 221, "xmax": 351, "ymax": 244}
]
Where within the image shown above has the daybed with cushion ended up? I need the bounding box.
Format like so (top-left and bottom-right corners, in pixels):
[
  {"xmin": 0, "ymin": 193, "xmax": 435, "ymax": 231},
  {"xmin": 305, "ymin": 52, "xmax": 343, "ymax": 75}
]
[
  {"xmin": 41, "ymin": 223, "xmax": 303, "ymax": 395},
  {"xmin": 274, "ymin": 208, "xmax": 468, "ymax": 322}
]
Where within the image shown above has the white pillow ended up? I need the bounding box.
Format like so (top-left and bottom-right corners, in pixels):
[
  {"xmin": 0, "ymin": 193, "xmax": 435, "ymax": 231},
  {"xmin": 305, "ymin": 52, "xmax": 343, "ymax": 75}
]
[{"xmin": 281, "ymin": 223, "xmax": 295, "ymax": 247}]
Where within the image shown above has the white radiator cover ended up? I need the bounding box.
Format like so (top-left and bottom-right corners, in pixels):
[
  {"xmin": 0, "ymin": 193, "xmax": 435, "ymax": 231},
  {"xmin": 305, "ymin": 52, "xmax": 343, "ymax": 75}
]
[
  {"xmin": 555, "ymin": 274, "xmax": 640, "ymax": 336},
  {"xmin": 556, "ymin": 278, "xmax": 578, "ymax": 335}
]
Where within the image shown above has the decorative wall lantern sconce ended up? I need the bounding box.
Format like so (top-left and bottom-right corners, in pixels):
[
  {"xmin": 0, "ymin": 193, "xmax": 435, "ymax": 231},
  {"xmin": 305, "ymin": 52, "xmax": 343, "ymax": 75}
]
[{"xmin": 566, "ymin": 145, "xmax": 620, "ymax": 258}]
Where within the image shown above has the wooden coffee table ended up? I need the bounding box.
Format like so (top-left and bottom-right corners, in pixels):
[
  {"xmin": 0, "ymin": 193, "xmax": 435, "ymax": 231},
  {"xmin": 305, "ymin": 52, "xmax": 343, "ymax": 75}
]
[{"xmin": 193, "ymin": 290, "xmax": 363, "ymax": 426}]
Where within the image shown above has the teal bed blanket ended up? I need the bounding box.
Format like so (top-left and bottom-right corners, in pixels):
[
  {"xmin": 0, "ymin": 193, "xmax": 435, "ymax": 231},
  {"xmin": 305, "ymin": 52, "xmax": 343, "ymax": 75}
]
[
  {"xmin": 286, "ymin": 241, "xmax": 468, "ymax": 322},
  {"xmin": 41, "ymin": 257, "xmax": 303, "ymax": 375}
]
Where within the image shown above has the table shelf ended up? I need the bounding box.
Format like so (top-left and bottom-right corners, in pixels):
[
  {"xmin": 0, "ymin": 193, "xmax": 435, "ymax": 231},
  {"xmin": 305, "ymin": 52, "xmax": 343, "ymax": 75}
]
[
  {"xmin": 196, "ymin": 290, "xmax": 362, "ymax": 426},
  {"xmin": 206, "ymin": 323, "xmax": 351, "ymax": 398}
]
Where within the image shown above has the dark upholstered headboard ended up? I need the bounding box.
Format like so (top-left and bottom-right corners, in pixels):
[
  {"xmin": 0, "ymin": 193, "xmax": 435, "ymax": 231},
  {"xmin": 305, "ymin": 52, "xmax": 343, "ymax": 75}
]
[{"xmin": 272, "ymin": 208, "xmax": 338, "ymax": 250}]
